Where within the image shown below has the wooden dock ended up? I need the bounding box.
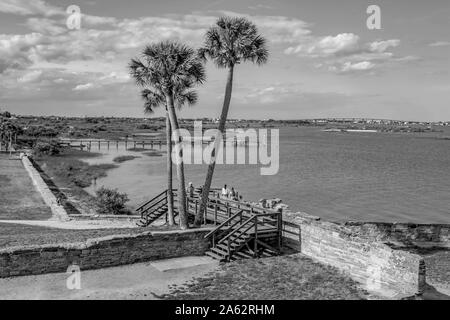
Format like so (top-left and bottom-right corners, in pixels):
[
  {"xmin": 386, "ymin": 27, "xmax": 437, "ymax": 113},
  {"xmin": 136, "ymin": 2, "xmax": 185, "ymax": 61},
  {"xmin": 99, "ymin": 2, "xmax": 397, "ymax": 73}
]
[{"xmin": 60, "ymin": 137, "xmax": 258, "ymax": 151}]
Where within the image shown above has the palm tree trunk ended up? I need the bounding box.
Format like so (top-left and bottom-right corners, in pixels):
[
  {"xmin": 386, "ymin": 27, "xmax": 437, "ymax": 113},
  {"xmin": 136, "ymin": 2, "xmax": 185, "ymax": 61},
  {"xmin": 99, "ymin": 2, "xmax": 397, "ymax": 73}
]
[
  {"xmin": 164, "ymin": 91, "xmax": 189, "ymax": 230},
  {"xmin": 195, "ymin": 65, "xmax": 234, "ymax": 226},
  {"xmin": 166, "ymin": 113, "xmax": 175, "ymax": 225}
]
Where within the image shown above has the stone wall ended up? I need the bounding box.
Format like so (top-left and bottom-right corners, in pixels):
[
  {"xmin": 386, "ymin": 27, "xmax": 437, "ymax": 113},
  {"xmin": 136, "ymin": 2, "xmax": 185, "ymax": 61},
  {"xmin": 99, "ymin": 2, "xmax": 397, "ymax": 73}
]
[
  {"xmin": 283, "ymin": 215, "xmax": 426, "ymax": 298},
  {"xmin": 21, "ymin": 155, "xmax": 69, "ymax": 221},
  {"xmin": 0, "ymin": 229, "xmax": 211, "ymax": 278},
  {"xmin": 343, "ymin": 221, "xmax": 450, "ymax": 248}
]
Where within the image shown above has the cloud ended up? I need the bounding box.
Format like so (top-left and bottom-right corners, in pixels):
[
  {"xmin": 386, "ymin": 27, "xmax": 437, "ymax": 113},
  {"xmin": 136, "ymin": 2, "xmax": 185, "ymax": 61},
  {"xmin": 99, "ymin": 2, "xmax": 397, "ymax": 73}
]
[
  {"xmin": 248, "ymin": 4, "xmax": 273, "ymax": 10},
  {"xmin": 285, "ymin": 32, "xmax": 407, "ymax": 74},
  {"xmin": 285, "ymin": 33, "xmax": 360, "ymax": 57},
  {"xmin": 18, "ymin": 69, "xmax": 43, "ymax": 83},
  {"xmin": 0, "ymin": 33, "xmax": 44, "ymax": 73},
  {"xmin": 331, "ymin": 61, "xmax": 375, "ymax": 74},
  {"xmin": 215, "ymin": 10, "xmax": 311, "ymax": 43},
  {"xmin": 429, "ymin": 41, "xmax": 450, "ymax": 47},
  {"xmin": 73, "ymin": 83, "xmax": 94, "ymax": 91},
  {"xmin": 0, "ymin": 0, "xmax": 64, "ymax": 16},
  {"xmin": 369, "ymin": 39, "xmax": 400, "ymax": 53}
]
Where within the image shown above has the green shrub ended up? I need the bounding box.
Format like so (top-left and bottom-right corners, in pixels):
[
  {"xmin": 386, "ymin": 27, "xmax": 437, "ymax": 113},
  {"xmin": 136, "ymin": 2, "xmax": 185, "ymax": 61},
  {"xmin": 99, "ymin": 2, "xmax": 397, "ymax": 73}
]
[
  {"xmin": 33, "ymin": 140, "xmax": 62, "ymax": 156},
  {"xmin": 112, "ymin": 155, "xmax": 140, "ymax": 163},
  {"xmin": 95, "ymin": 187, "xmax": 130, "ymax": 215}
]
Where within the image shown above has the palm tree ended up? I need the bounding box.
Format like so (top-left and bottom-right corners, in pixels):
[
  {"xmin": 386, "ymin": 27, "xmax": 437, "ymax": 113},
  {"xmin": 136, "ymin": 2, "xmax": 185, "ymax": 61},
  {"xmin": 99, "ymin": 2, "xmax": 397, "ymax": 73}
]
[
  {"xmin": 137, "ymin": 85, "xmax": 198, "ymax": 226},
  {"xmin": 195, "ymin": 16, "xmax": 268, "ymax": 226},
  {"xmin": 129, "ymin": 41, "xmax": 205, "ymax": 229}
]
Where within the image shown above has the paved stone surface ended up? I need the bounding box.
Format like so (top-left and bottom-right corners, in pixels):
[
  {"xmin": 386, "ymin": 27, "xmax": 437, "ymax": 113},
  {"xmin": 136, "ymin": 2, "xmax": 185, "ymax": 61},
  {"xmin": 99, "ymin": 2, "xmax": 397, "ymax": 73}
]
[
  {"xmin": 0, "ymin": 256, "xmax": 219, "ymax": 300},
  {"xmin": 150, "ymin": 256, "xmax": 217, "ymax": 272}
]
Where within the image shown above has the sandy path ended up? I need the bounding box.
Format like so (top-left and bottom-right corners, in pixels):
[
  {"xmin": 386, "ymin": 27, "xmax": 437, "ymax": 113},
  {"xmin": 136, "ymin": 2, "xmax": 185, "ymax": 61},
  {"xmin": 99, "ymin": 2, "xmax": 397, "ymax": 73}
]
[
  {"xmin": 0, "ymin": 256, "xmax": 218, "ymax": 300},
  {"xmin": 0, "ymin": 219, "xmax": 139, "ymax": 229}
]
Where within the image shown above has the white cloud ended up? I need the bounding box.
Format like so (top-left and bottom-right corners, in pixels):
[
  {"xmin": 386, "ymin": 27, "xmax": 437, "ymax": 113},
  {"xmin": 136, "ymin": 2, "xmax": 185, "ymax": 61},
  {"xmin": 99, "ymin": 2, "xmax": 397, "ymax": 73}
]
[
  {"xmin": 339, "ymin": 61, "xmax": 375, "ymax": 73},
  {"xmin": 0, "ymin": 0, "xmax": 64, "ymax": 16},
  {"xmin": 0, "ymin": 33, "xmax": 43, "ymax": 73},
  {"xmin": 18, "ymin": 69, "xmax": 43, "ymax": 83},
  {"xmin": 285, "ymin": 32, "xmax": 407, "ymax": 74},
  {"xmin": 284, "ymin": 33, "xmax": 360, "ymax": 57},
  {"xmin": 73, "ymin": 83, "xmax": 94, "ymax": 91},
  {"xmin": 429, "ymin": 41, "xmax": 450, "ymax": 47},
  {"xmin": 369, "ymin": 39, "xmax": 400, "ymax": 53}
]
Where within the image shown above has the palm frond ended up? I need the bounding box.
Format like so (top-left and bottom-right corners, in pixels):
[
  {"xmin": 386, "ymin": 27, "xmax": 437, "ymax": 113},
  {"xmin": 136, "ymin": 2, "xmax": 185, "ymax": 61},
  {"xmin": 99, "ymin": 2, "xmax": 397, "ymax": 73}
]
[
  {"xmin": 200, "ymin": 16, "xmax": 269, "ymax": 68},
  {"xmin": 129, "ymin": 41, "xmax": 205, "ymax": 115}
]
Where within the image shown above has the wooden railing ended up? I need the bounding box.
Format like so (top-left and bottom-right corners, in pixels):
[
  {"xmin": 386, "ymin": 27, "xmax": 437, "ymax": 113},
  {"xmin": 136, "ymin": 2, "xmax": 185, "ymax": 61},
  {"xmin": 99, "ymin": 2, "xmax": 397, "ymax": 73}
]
[
  {"xmin": 136, "ymin": 189, "xmax": 168, "ymax": 217},
  {"xmin": 135, "ymin": 187, "xmax": 283, "ymax": 259},
  {"xmin": 202, "ymin": 197, "xmax": 282, "ymax": 260}
]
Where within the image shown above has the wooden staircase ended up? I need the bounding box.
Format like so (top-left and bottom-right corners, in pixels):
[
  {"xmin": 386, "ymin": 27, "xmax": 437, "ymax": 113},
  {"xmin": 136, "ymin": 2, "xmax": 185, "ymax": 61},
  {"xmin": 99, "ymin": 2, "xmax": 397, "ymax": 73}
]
[
  {"xmin": 136, "ymin": 188, "xmax": 283, "ymax": 261},
  {"xmin": 136, "ymin": 189, "xmax": 177, "ymax": 227},
  {"xmin": 202, "ymin": 206, "xmax": 282, "ymax": 261}
]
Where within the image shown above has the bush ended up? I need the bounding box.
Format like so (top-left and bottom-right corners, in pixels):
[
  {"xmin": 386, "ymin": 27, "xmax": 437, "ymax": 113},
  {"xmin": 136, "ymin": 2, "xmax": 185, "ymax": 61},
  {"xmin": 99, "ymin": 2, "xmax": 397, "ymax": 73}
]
[
  {"xmin": 95, "ymin": 187, "xmax": 130, "ymax": 215},
  {"xmin": 112, "ymin": 155, "xmax": 140, "ymax": 163},
  {"xmin": 136, "ymin": 123, "xmax": 155, "ymax": 130},
  {"xmin": 33, "ymin": 140, "xmax": 62, "ymax": 156},
  {"xmin": 1, "ymin": 111, "xmax": 11, "ymax": 118},
  {"xmin": 25, "ymin": 126, "xmax": 59, "ymax": 138}
]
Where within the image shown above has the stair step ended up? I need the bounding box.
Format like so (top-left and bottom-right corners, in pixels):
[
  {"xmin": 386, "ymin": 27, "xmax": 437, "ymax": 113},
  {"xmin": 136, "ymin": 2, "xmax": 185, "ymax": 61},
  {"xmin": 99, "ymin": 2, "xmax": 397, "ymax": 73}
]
[
  {"xmin": 210, "ymin": 247, "xmax": 229, "ymax": 256},
  {"xmin": 205, "ymin": 251, "xmax": 227, "ymax": 261},
  {"xmin": 215, "ymin": 241, "xmax": 244, "ymax": 251},
  {"xmin": 232, "ymin": 250, "xmax": 255, "ymax": 259}
]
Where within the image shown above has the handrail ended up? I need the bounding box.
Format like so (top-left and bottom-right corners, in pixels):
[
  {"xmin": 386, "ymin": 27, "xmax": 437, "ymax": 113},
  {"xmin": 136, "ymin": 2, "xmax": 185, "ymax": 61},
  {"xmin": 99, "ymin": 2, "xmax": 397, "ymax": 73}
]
[
  {"xmin": 141, "ymin": 197, "xmax": 167, "ymax": 215},
  {"xmin": 207, "ymin": 196, "xmax": 279, "ymax": 215},
  {"xmin": 204, "ymin": 210, "xmax": 244, "ymax": 239},
  {"xmin": 218, "ymin": 216, "xmax": 255, "ymax": 244},
  {"xmin": 135, "ymin": 189, "xmax": 167, "ymax": 212}
]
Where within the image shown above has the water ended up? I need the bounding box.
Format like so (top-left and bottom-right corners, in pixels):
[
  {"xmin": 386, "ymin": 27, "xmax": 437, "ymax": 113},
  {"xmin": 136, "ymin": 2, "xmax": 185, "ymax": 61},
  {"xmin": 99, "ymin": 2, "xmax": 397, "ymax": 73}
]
[{"xmin": 83, "ymin": 127, "xmax": 450, "ymax": 224}]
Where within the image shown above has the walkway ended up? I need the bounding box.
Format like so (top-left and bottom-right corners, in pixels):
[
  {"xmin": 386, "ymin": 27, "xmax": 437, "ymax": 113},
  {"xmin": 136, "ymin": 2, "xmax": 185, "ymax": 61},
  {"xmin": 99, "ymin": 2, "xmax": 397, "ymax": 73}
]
[
  {"xmin": 0, "ymin": 154, "xmax": 52, "ymax": 220},
  {"xmin": 0, "ymin": 256, "xmax": 218, "ymax": 300}
]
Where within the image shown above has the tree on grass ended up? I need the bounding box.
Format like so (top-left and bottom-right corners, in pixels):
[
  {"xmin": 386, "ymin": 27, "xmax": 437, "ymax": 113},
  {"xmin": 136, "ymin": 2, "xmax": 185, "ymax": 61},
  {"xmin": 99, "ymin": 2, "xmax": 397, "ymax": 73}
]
[
  {"xmin": 196, "ymin": 17, "xmax": 268, "ymax": 226},
  {"xmin": 131, "ymin": 78, "xmax": 198, "ymax": 226},
  {"xmin": 129, "ymin": 41, "xmax": 205, "ymax": 229}
]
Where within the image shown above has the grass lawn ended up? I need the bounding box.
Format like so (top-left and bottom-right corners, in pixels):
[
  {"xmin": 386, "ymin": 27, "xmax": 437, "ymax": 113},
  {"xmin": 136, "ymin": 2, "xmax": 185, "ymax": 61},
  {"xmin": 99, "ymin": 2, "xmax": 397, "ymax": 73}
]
[
  {"xmin": 158, "ymin": 254, "xmax": 368, "ymax": 300},
  {"xmin": 32, "ymin": 149, "xmax": 118, "ymax": 215},
  {"xmin": 0, "ymin": 223, "xmax": 178, "ymax": 249},
  {"xmin": 0, "ymin": 154, "xmax": 52, "ymax": 220}
]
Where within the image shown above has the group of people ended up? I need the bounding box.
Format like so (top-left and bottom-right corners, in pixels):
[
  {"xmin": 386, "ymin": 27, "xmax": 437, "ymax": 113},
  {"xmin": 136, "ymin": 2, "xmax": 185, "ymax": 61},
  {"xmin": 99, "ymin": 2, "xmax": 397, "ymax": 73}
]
[
  {"xmin": 221, "ymin": 184, "xmax": 241, "ymax": 201},
  {"xmin": 186, "ymin": 182, "xmax": 242, "ymax": 202}
]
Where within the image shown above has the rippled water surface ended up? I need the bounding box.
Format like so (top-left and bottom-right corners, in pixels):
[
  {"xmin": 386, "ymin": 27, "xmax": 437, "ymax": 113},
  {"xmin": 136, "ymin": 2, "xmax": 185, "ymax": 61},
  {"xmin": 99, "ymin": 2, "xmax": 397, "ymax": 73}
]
[{"xmin": 84, "ymin": 127, "xmax": 450, "ymax": 224}]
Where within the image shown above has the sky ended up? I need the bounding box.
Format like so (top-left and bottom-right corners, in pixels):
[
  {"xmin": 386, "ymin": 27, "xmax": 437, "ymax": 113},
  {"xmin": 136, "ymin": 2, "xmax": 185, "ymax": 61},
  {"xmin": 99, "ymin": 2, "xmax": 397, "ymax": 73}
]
[{"xmin": 0, "ymin": 0, "xmax": 449, "ymax": 121}]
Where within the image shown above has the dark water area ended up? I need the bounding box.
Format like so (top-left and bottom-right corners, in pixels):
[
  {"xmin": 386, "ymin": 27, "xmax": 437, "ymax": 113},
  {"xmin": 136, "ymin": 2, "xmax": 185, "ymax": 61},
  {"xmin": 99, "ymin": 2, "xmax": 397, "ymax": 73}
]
[{"xmin": 84, "ymin": 127, "xmax": 450, "ymax": 224}]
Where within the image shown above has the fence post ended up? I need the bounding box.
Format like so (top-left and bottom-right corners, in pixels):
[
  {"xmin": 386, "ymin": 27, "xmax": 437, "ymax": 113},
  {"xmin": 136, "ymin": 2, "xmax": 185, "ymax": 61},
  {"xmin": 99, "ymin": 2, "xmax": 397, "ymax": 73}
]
[
  {"xmin": 278, "ymin": 211, "xmax": 282, "ymax": 251},
  {"xmin": 227, "ymin": 238, "xmax": 231, "ymax": 261},
  {"xmin": 203, "ymin": 199, "xmax": 207, "ymax": 225},
  {"xmin": 254, "ymin": 215, "xmax": 258, "ymax": 257},
  {"xmin": 214, "ymin": 204, "xmax": 218, "ymax": 225}
]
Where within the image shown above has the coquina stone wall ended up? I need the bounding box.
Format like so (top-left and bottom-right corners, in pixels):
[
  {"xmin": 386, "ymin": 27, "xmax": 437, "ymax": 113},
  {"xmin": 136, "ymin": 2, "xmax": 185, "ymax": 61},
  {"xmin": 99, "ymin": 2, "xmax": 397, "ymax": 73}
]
[
  {"xmin": 283, "ymin": 214, "xmax": 427, "ymax": 298},
  {"xmin": 342, "ymin": 221, "xmax": 450, "ymax": 248},
  {"xmin": 21, "ymin": 155, "xmax": 69, "ymax": 221},
  {"xmin": 0, "ymin": 229, "xmax": 211, "ymax": 278}
]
